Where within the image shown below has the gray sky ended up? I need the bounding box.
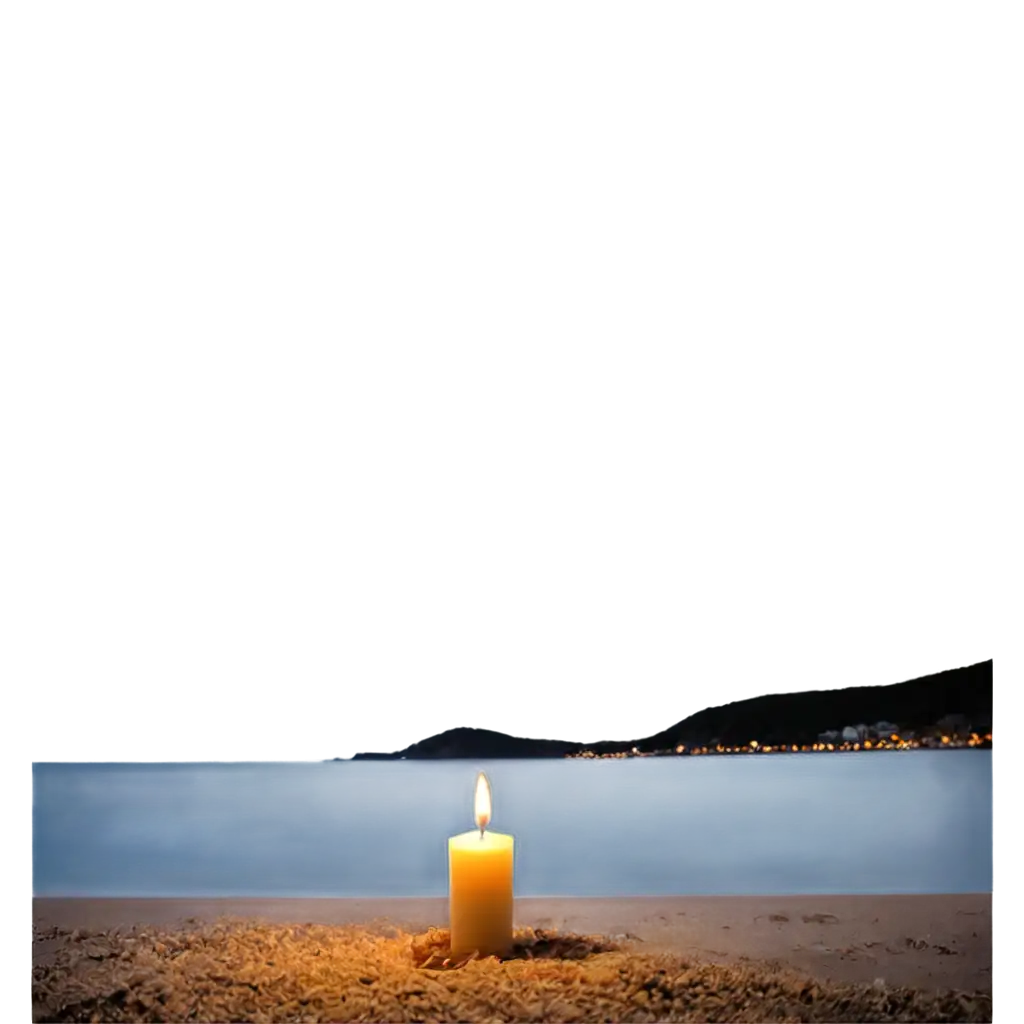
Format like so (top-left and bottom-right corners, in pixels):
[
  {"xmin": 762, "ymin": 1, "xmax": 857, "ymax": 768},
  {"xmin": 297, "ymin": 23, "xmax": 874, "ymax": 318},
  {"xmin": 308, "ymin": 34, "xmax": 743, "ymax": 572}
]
[{"xmin": 6, "ymin": 6, "xmax": 1013, "ymax": 764}]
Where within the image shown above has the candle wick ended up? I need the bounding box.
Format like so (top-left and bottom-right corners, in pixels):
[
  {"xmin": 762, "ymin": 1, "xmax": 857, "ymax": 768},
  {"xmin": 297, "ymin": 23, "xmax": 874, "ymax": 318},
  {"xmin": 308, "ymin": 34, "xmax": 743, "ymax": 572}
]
[{"xmin": 479, "ymin": 826, "xmax": 485, "ymax": 840}]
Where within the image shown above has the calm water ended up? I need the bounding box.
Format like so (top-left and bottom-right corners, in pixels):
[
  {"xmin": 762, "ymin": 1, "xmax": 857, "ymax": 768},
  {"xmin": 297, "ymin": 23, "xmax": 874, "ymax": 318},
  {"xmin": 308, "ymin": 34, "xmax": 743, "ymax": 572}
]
[{"xmin": 33, "ymin": 753, "xmax": 991, "ymax": 897}]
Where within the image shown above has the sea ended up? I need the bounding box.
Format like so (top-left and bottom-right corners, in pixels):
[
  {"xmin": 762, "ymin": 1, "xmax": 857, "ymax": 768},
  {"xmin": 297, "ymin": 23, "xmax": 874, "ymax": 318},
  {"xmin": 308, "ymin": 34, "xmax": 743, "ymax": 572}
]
[{"xmin": 32, "ymin": 752, "xmax": 992, "ymax": 898}]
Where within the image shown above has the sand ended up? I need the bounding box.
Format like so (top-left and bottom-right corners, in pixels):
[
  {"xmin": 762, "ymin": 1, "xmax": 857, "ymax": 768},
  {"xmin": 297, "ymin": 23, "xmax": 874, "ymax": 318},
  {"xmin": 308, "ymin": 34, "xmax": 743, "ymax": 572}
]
[{"xmin": 32, "ymin": 895, "xmax": 992, "ymax": 1022}]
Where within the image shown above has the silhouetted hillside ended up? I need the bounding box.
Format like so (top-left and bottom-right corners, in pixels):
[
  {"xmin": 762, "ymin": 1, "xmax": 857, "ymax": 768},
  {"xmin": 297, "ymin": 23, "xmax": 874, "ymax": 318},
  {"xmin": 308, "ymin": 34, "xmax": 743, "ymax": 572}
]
[
  {"xmin": 350, "ymin": 655, "xmax": 1007, "ymax": 761},
  {"xmin": 643, "ymin": 655, "xmax": 995, "ymax": 753}
]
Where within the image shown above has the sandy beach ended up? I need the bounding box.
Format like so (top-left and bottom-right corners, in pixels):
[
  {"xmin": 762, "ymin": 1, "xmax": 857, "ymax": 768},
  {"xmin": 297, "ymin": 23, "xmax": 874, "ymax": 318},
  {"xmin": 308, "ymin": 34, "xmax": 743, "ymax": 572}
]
[{"xmin": 34, "ymin": 893, "xmax": 991, "ymax": 1003}]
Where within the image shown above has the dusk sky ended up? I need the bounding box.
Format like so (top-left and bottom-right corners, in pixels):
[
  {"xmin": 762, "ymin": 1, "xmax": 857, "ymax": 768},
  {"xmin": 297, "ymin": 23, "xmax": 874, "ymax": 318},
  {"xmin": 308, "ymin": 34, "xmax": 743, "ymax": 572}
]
[{"xmin": 7, "ymin": 7, "xmax": 1014, "ymax": 766}]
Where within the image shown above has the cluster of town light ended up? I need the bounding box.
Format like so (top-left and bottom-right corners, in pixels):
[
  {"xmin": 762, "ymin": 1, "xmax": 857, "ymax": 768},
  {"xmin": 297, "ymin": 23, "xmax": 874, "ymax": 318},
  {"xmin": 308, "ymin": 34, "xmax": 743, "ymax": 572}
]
[{"xmin": 566, "ymin": 732, "xmax": 992, "ymax": 759}]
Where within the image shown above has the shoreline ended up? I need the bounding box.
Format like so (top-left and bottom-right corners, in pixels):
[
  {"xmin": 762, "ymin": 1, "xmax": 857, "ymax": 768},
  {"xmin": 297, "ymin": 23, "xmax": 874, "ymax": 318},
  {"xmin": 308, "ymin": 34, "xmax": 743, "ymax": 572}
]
[
  {"xmin": 340, "ymin": 743, "xmax": 993, "ymax": 761},
  {"xmin": 34, "ymin": 893, "xmax": 992, "ymax": 994}
]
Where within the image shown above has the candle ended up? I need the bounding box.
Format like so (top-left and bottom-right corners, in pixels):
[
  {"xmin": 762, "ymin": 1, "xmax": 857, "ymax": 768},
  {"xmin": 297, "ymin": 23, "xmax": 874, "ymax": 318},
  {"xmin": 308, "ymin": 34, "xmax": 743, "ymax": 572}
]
[{"xmin": 448, "ymin": 771, "xmax": 514, "ymax": 957}]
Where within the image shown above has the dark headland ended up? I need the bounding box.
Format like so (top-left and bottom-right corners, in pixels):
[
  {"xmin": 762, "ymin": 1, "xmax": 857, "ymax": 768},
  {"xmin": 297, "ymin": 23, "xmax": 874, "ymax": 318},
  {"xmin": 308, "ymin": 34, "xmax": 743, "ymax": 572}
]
[{"xmin": 337, "ymin": 659, "xmax": 992, "ymax": 760}]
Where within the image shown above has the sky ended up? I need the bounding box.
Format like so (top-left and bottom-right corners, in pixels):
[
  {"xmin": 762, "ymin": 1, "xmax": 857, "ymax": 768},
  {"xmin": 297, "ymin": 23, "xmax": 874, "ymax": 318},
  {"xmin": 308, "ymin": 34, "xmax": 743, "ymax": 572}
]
[{"xmin": 4, "ymin": 7, "xmax": 1017, "ymax": 766}]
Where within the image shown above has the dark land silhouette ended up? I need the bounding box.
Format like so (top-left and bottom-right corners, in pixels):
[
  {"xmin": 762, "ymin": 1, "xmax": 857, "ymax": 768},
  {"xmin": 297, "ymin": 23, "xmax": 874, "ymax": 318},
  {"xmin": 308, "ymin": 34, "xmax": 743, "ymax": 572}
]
[{"xmin": 339, "ymin": 659, "xmax": 992, "ymax": 760}]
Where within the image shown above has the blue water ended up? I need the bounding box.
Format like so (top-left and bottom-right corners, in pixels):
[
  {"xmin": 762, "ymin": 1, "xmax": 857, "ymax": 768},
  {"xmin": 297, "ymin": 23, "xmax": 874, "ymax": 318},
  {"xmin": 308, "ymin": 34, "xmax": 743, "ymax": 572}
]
[{"xmin": 32, "ymin": 753, "xmax": 991, "ymax": 897}]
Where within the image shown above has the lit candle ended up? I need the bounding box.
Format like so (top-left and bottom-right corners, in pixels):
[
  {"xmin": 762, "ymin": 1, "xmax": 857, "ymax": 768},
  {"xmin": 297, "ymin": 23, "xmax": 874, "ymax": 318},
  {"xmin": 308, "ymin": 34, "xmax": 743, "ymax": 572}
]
[{"xmin": 448, "ymin": 771, "xmax": 514, "ymax": 957}]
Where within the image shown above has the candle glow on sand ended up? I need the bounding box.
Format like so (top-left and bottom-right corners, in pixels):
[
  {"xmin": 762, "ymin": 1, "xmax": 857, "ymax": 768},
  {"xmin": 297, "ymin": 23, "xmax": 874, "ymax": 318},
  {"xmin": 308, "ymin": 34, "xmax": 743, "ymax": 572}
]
[{"xmin": 448, "ymin": 772, "xmax": 514, "ymax": 957}]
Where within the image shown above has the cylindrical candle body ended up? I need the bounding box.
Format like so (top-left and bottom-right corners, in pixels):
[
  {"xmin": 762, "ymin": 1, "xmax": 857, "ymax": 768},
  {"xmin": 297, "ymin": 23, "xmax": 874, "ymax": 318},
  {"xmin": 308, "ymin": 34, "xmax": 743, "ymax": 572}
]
[{"xmin": 448, "ymin": 830, "xmax": 514, "ymax": 957}]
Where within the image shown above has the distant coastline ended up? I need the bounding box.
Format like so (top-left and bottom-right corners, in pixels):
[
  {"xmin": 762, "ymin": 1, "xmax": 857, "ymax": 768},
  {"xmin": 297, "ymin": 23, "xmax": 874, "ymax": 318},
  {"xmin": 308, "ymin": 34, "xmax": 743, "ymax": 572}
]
[
  {"xmin": 332, "ymin": 660, "xmax": 992, "ymax": 761},
  {"xmin": 562, "ymin": 732, "xmax": 990, "ymax": 759}
]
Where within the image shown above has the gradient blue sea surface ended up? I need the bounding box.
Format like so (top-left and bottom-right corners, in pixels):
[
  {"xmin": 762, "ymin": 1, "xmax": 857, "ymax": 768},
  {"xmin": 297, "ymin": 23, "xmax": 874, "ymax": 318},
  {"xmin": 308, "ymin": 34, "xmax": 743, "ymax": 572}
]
[{"xmin": 33, "ymin": 753, "xmax": 992, "ymax": 897}]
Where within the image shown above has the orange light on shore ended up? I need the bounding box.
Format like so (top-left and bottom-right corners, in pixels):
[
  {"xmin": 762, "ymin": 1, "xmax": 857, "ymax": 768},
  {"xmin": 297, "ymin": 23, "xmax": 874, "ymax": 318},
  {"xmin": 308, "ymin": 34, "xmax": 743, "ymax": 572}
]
[{"xmin": 448, "ymin": 772, "xmax": 514, "ymax": 957}]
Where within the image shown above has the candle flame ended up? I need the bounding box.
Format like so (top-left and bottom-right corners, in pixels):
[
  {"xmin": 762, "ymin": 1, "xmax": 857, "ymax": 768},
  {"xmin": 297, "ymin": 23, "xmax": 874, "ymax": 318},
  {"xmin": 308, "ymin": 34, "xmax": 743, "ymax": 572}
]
[{"xmin": 474, "ymin": 771, "xmax": 492, "ymax": 832}]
